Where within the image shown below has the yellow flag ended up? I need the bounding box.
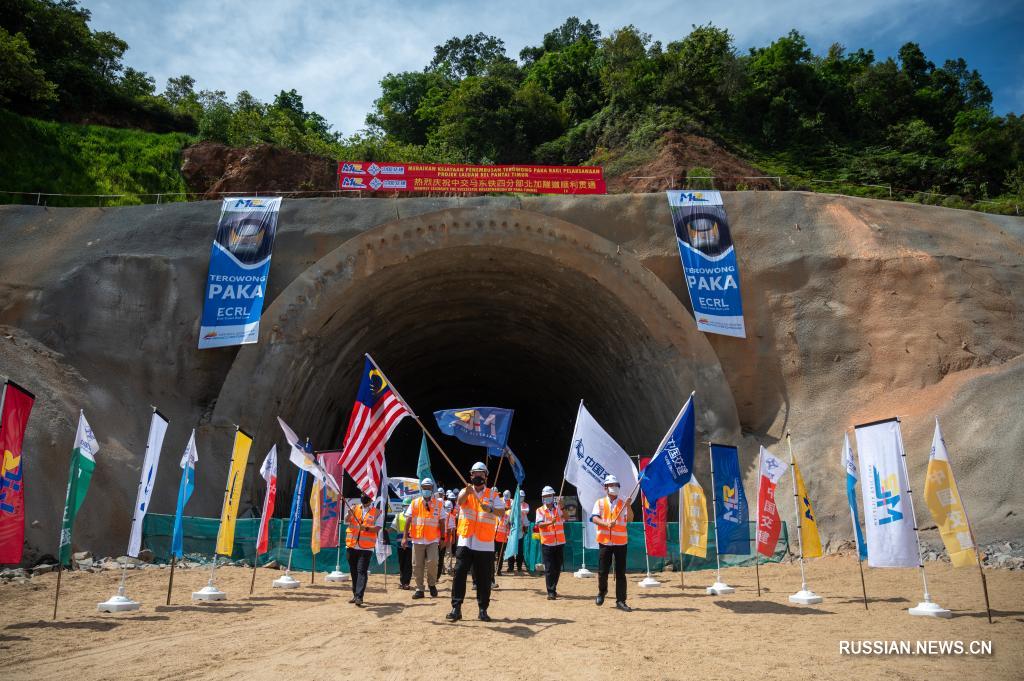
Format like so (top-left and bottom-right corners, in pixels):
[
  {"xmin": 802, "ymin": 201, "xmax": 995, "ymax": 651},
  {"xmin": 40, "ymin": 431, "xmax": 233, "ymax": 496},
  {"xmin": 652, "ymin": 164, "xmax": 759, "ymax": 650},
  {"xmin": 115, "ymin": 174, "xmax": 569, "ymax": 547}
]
[
  {"xmin": 215, "ymin": 429, "xmax": 252, "ymax": 556},
  {"xmin": 310, "ymin": 479, "xmax": 322, "ymax": 556},
  {"xmin": 924, "ymin": 420, "xmax": 975, "ymax": 567},
  {"xmin": 681, "ymin": 477, "xmax": 708, "ymax": 558},
  {"xmin": 793, "ymin": 460, "xmax": 822, "ymax": 558}
]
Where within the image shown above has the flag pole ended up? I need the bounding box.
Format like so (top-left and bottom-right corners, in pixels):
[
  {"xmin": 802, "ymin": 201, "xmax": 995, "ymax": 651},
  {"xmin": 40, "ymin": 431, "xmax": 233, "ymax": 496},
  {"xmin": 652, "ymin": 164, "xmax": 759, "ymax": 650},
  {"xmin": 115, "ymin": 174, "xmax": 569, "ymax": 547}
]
[
  {"xmin": 785, "ymin": 432, "xmax": 822, "ymax": 604},
  {"xmin": 365, "ymin": 354, "xmax": 468, "ymax": 487},
  {"xmin": 857, "ymin": 556, "xmax": 869, "ymax": 610},
  {"xmin": 937, "ymin": 417, "xmax": 991, "ymax": 623},
  {"xmin": 705, "ymin": 443, "xmax": 734, "ymax": 595},
  {"xmin": 249, "ymin": 553, "xmax": 258, "ymax": 595},
  {"xmin": 755, "ymin": 446, "xmax": 763, "ymax": 598},
  {"xmin": 52, "ymin": 563, "xmax": 62, "ymax": 620},
  {"xmin": 895, "ymin": 418, "xmax": 949, "ymax": 617},
  {"xmin": 167, "ymin": 556, "xmax": 177, "ymax": 604},
  {"xmin": 491, "ymin": 451, "xmax": 506, "ymax": 490},
  {"xmin": 678, "ymin": 487, "xmax": 685, "ymax": 590}
]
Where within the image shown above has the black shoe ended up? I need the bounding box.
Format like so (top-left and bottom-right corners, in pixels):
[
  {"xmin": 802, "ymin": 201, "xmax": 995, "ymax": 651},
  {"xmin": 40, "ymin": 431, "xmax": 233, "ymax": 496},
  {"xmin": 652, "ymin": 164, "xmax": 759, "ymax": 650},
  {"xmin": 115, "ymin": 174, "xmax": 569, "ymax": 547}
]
[
  {"xmin": 492, "ymin": 581, "xmax": 499, "ymax": 590},
  {"xmin": 429, "ymin": 586, "xmax": 438, "ymax": 597},
  {"xmin": 595, "ymin": 594, "xmax": 605, "ymax": 606},
  {"xmin": 353, "ymin": 596, "xmax": 363, "ymax": 606},
  {"xmin": 347, "ymin": 596, "xmax": 356, "ymax": 603},
  {"xmin": 478, "ymin": 609, "xmax": 491, "ymax": 622},
  {"xmin": 547, "ymin": 593, "xmax": 556, "ymax": 600},
  {"xmin": 445, "ymin": 607, "xmax": 461, "ymax": 621},
  {"xmin": 615, "ymin": 601, "xmax": 632, "ymax": 612},
  {"xmin": 412, "ymin": 590, "xmax": 424, "ymax": 599}
]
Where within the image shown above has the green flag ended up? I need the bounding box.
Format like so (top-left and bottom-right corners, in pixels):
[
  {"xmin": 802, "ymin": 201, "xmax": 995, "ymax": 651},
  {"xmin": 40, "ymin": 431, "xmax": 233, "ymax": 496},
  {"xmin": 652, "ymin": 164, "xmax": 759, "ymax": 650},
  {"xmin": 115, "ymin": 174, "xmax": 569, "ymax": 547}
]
[
  {"xmin": 58, "ymin": 411, "xmax": 99, "ymax": 565},
  {"xmin": 416, "ymin": 434, "xmax": 434, "ymax": 483}
]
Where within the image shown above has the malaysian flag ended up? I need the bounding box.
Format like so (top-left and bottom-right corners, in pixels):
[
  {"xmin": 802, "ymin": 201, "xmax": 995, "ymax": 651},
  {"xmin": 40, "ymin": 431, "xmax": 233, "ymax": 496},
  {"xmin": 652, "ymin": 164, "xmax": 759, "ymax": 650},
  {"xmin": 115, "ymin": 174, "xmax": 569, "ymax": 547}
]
[{"xmin": 339, "ymin": 356, "xmax": 411, "ymax": 496}]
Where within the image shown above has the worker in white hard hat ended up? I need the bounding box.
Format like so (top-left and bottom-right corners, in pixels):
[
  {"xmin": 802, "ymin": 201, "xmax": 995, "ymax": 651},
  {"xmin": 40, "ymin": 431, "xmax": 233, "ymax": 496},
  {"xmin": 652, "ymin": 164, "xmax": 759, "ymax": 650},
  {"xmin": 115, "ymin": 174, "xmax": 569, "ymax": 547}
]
[
  {"xmin": 591, "ymin": 473, "xmax": 634, "ymax": 611},
  {"xmin": 447, "ymin": 461, "xmax": 506, "ymax": 622},
  {"xmin": 402, "ymin": 477, "xmax": 445, "ymax": 598},
  {"xmin": 535, "ymin": 485, "xmax": 566, "ymax": 599}
]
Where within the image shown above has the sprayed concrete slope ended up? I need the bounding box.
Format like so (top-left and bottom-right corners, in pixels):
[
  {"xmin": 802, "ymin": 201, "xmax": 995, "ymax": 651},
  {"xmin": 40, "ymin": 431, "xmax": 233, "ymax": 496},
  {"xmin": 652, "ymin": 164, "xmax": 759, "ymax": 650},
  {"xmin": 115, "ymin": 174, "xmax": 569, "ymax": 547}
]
[{"xmin": 0, "ymin": 192, "xmax": 1021, "ymax": 560}]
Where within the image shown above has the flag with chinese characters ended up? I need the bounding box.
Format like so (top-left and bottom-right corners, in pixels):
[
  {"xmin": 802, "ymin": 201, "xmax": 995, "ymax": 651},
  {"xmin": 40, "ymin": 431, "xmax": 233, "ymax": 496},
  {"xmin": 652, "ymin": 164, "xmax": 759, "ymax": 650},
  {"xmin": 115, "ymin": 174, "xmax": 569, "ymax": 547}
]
[
  {"xmin": 680, "ymin": 475, "xmax": 708, "ymax": 558},
  {"xmin": 924, "ymin": 419, "xmax": 975, "ymax": 567},
  {"xmin": 755, "ymin": 446, "xmax": 786, "ymax": 557}
]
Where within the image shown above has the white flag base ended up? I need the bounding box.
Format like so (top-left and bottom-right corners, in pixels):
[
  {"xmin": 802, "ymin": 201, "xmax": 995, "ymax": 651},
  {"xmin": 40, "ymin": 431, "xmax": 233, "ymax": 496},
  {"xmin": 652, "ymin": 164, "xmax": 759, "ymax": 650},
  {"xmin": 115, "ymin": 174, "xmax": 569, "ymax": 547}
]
[
  {"xmin": 574, "ymin": 567, "xmax": 595, "ymax": 579},
  {"xmin": 638, "ymin": 574, "xmax": 661, "ymax": 588},
  {"xmin": 97, "ymin": 585, "xmax": 140, "ymax": 612},
  {"xmin": 192, "ymin": 584, "xmax": 226, "ymax": 601},
  {"xmin": 706, "ymin": 581, "xmax": 735, "ymax": 595},
  {"xmin": 324, "ymin": 570, "xmax": 350, "ymax": 583},
  {"xmin": 789, "ymin": 589, "xmax": 823, "ymax": 605},
  {"xmin": 272, "ymin": 573, "xmax": 301, "ymax": 589},
  {"xmin": 909, "ymin": 600, "xmax": 952, "ymax": 618}
]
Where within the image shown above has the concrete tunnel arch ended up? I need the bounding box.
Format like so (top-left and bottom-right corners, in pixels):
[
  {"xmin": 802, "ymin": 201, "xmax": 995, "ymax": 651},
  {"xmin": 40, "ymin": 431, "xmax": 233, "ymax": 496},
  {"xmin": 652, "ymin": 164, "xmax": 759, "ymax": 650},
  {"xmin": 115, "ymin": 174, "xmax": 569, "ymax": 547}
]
[{"xmin": 210, "ymin": 206, "xmax": 741, "ymax": 507}]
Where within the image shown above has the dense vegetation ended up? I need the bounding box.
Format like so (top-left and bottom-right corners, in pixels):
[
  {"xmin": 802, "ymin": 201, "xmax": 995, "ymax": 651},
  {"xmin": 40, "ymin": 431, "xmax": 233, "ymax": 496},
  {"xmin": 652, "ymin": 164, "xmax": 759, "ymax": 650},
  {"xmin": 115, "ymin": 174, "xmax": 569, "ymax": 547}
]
[{"xmin": 1, "ymin": 1, "xmax": 1022, "ymax": 210}]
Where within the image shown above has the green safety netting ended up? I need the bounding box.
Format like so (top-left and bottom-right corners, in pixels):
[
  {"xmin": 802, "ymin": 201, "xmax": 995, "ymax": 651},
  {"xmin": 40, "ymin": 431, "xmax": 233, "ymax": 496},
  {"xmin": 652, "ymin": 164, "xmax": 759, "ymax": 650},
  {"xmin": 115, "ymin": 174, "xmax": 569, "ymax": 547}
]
[{"xmin": 143, "ymin": 514, "xmax": 788, "ymax": 574}]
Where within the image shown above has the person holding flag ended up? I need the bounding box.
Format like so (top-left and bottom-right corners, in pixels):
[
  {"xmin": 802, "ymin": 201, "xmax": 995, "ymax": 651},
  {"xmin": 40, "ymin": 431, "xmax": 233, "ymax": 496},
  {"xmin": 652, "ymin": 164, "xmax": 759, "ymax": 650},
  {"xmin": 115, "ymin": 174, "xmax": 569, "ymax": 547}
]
[
  {"xmin": 402, "ymin": 477, "xmax": 444, "ymax": 599},
  {"xmin": 591, "ymin": 474, "xmax": 634, "ymax": 611},
  {"xmin": 447, "ymin": 461, "xmax": 506, "ymax": 622},
  {"xmin": 345, "ymin": 490, "xmax": 379, "ymax": 606},
  {"xmin": 534, "ymin": 485, "xmax": 566, "ymax": 599}
]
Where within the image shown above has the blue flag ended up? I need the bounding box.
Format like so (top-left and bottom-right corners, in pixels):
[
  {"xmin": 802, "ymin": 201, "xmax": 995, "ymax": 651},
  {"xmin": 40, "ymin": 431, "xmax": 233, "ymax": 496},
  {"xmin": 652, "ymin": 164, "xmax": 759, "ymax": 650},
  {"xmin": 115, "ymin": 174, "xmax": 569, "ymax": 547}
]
[
  {"xmin": 286, "ymin": 439, "xmax": 313, "ymax": 550},
  {"xmin": 434, "ymin": 407, "xmax": 513, "ymax": 451},
  {"xmin": 639, "ymin": 394, "xmax": 696, "ymax": 502},
  {"xmin": 842, "ymin": 433, "xmax": 868, "ymax": 560},
  {"xmin": 710, "ymin": 444, "xmax": 750, "ymax": 555},
  {"xmin": 503, "ymin": 487, "xmax": 522, "ymax": 561},
  {"xmin": 171, "ymin": 430, "xmax": 198, "ymax": 559},
  {"xmin": 489, "ymin": 447, "xmax": 526, "ymax": 485}
]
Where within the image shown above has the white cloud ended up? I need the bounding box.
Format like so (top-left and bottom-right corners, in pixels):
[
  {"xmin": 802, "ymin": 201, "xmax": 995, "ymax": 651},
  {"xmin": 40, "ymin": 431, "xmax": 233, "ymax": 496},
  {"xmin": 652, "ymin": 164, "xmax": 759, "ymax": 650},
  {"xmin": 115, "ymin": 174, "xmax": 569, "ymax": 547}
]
[{"xmin": 84, "ymin": 0, "xmax": 1018, "ymax": 134}]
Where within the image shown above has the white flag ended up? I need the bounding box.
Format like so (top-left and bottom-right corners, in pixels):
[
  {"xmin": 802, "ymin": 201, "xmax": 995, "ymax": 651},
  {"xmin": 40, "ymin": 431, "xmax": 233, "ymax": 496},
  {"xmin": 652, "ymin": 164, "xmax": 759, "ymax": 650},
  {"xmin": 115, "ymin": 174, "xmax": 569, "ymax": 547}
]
[
  {"xmin": 259, "ymin": 445, "xmax": 277, "ymax": 482},
  {"xmin": 277, "ymin": 416, "xmax": 340, "ymax": 494},
  {"xmin": 375, "ymin": 459, "xmax": 392, "ymax": 564},
  {"xmin": 564, "ymin": 402, "xmax": 639, "ymax": 549},
  {"xmin": 127, "ymin": 410, "xmax": 169, "ymax": 558},
  {"xmin": 180, "ymin": 429, "xmax": 199, "ymax": 470},
  {"xmin": 854, "ymin": 418, "xmax": 919, "ymax": 568}
]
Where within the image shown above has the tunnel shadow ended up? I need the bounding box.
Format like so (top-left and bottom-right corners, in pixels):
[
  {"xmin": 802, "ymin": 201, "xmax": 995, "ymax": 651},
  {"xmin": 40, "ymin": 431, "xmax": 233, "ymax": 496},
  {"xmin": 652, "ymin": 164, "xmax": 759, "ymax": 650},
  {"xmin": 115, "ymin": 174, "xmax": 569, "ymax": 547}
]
[
  {"xmin": 6, "ymin": 619, "xmax": 121, "ymax": 632},
  {"xmin": 714, "ymin": 600, "xmax": 834, "ymax": 616}
]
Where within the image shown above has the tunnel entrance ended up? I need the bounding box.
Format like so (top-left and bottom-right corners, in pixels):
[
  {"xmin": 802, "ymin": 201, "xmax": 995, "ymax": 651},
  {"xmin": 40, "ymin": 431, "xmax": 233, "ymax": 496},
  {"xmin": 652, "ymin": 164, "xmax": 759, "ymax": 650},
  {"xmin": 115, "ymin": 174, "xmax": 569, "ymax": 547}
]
[{"xmin": 213, "ymin": 207, "xmax": 739, "ymax": 511}]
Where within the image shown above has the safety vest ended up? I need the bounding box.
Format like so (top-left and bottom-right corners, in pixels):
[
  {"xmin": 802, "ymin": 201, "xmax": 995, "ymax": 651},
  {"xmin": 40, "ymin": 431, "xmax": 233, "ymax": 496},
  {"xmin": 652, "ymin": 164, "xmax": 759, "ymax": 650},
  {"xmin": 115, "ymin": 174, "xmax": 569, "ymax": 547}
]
[
  {"xmin": 408, "ymin": 496, "xmax": 443, "ymax": 543},
  {"xmin": 457, "ymin": 487, "xmax": 499, "ymax": 543},
  {"xmin": 495, "ymin": 510, "xmax": 509, "ymax": 543},
  {"xmin": 536, "ymin": 505, "xmax": 566, "ymax": 546},
  {"xmin": 346, "ymin": 504, "xmax": 378, "ymax": 550},
  {"xmin": 595, "ymin": 496, "xmax": 628, "ymax": 546}
]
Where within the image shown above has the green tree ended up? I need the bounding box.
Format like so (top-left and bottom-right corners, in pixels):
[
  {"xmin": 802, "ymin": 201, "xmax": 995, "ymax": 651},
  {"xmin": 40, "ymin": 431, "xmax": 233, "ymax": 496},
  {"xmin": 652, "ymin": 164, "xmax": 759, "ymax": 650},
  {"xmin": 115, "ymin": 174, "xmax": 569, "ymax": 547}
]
[
  {"xmin": 597, "ymin": 25, "xmax": 662, "ymax": 109},
  {"xmin": 659, "ymin": 24, "xmax": 736, "ymax": 116},
  {"xmin": 0, "ymin": 27, "xmax": 56, "ymax": 104},
  {"xmin": 366, "ymin": 70, "xmax": 448, "ymax": 145},
  {"xmin": 519, "ymin": 16, "xmax": 601, "ymax": 64},
  {"xmin": 429, "ymin": 33, "xmax": 514, "ymax": 79}
]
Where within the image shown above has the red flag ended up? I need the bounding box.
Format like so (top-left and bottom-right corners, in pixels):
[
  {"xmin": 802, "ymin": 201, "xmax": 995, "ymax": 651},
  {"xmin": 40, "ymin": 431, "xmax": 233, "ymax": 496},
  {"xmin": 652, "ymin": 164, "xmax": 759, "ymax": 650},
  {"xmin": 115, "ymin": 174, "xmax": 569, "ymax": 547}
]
[
  {"xmin": 317, "ymin": 451, "xmax": 344, "ymax": 548},
  {"xmin": 756, "ymin": 446, "xmax": 787, "ymax": 557},
  {"xmin": 256, "ymin": 446, "xmax": 278, "ymax": 556},
  {"xmin": 0, "ymin": 381, "xmax": 35, "ymax": 564},
  {"xmin": 640, "ymin": 457, "xmax": 668, "ymax": 558}
]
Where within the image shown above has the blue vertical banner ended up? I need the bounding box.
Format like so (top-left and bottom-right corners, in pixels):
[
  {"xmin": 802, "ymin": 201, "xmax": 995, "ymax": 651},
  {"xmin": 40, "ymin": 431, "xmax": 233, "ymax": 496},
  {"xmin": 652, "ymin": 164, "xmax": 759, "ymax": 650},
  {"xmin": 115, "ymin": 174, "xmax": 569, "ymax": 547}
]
[
  {"xmin": 198, "ymin": 197, "xmax": 282, "ymax": 349},
  {"xmin": 286, "ymin": 468, "xmax": 309, "ymax": 550},
  {"xmin": 666, "ymin": 191, "xmax": 746, "ymax": 338},
  {"xmin": 710, "ymin": 444, "xmax": 750, "ymax": 555}
]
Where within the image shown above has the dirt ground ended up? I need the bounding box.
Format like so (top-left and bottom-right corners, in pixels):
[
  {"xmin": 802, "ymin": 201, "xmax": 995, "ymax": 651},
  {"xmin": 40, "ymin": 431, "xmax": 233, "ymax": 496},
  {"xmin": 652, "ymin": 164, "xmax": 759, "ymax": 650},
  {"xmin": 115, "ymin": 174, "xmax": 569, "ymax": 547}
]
[{"xmin": 1, "ymin": 554, "xmax": 1020, "ymax": 680}]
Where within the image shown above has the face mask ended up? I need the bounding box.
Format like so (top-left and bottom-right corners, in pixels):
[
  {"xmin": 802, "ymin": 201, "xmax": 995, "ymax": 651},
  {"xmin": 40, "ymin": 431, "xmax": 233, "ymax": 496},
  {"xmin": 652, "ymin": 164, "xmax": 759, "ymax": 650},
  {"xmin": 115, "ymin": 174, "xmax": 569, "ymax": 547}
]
[
  {"xmin": 607, "ymin": 486, "xmax": 620, "ymax": 496},
  {"xmin": 542, "ymin": 496, "xmax": 554, "ymax": 506},
  {"xmin": 421, "ymin": 489, "xmax": 433, "ymax": 498},
  {"xmin": 470, "ymin": 476, "xmax": 486, "ymax": 486}
]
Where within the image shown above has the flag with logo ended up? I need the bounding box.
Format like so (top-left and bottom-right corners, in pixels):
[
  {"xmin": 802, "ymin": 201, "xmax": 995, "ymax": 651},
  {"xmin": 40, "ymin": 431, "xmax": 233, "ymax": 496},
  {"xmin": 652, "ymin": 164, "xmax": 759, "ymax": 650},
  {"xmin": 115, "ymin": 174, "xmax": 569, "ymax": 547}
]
[
  {"xmin": 755, "ymin": 446, "xmax": 786, "ymax": 558},
  {"xmin": 564, "ymin": 402, "xmax": 639, "ymax": 549},
  {"xmin": 639, "ymin": 393, "xmax": 696, "ymax": 502},
  {"xmin": 842, "ymin": 433, "xmax": 868, "ymax": 560},
  {"xmin": 340, "ymin": 357, "xmax": 411, "ymax": 497},
  {"xmin": 256, "ymin": 446, "xmax": 277, "ymax": 556},
  {"xmin": 710, "ymin": 444, "xmax": 749, "ymax": 555},
  {"xmin": 434, "ymin": 406, "xmax": 513, "ymax": 452},
  {"xmin": 0, "ymin": 380, "xmax": 35, "ymax": 564},
  {"xmin": 793, "ymin": 456, "xmax": 823, "ymax": 558},
  {"xmin": 215, "ymin": 429, "xmax": 253, "ymax": 556},
  {"xmin": 58, "ymin": 411, "xmax": 99, "ymax": 565},
  {"xmin": 640, "ymin": 457, "xmax": 668, "ymax": 558},
  {"xmin": 924, "ymin": 419, "xmax": 975, "ymax": 567},
  {"xmin": 127, "ymin": 410, "xmax": 169, "ymax": 558},
  {"xmin": 854, "ymin": 418, "xmax": 919, "ymax": 568},
  {"xmin": 171, "ymin": 429, "xmax": 199, "ymax": 559},
  {"xmin": 680, "ymin": 475, "xmax": 708, "ymax": 558},
  {"xmin": 317, "ymin": 452, "xmax": 342, "ymax": 549},
  {"xmin": 416, "ymin": 435, "xmax": 433, "ymax": 483},
  {"xmin": 278, "ymin": 418, "xmax": 340, "ymax": 495}
]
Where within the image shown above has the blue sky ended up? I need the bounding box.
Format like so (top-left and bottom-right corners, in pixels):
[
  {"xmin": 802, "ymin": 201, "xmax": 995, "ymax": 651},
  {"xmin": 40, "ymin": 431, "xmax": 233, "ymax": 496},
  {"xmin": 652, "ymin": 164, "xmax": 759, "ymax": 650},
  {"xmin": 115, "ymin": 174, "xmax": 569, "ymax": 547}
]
[{"xmin": 84, "ymin": 0, "xmax": 1023, "ymax": 136}]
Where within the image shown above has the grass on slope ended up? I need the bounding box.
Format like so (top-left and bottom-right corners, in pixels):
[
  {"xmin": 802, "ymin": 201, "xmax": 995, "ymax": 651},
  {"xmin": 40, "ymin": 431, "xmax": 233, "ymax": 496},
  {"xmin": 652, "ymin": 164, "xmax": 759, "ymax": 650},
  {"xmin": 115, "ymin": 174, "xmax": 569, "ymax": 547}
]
[{"xmin": 0, "ymin": 109, "xmax": 194, "ymax": 206}]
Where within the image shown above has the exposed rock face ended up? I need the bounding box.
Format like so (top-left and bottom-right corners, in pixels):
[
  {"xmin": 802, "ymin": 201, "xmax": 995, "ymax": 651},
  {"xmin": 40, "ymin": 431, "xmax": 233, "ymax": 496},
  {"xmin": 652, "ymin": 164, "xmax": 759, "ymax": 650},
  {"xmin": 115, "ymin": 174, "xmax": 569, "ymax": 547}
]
[
  {"xmin": 0, "ymin": 193, "xmax": 1021, "ymax": 561},
  {"xmin": 180, "ymin": 141, "xmax": 337, "ymax": 197}
]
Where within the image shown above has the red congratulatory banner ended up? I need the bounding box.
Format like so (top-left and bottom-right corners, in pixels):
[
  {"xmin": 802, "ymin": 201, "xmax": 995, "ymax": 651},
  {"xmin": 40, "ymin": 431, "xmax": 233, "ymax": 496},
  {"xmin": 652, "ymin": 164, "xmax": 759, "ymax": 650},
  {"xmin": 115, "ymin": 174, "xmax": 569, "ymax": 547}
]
[
  {"xmin": 338, "ymin": 161, "xmax": 605, "ymax": 195},
  {"xmin": 0, "ymin": 380, "xmax": 35, "ymax": 564}
]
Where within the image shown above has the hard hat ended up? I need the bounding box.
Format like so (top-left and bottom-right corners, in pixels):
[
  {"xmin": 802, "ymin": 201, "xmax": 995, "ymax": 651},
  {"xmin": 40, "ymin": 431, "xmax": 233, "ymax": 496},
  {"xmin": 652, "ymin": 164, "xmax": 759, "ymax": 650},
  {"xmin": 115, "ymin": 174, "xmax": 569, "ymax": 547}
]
[
  {"xmin": 503, "ymin": 489, "xmax": 511, "ymax": 498},
  {"xmin": 421, "ymin": 478, "xmax": 435, "ymax": 489},
  {"xmin": 603, "ymin": 474, "xmax": 619, "ymax": 486},
  {"xmin": 444, "ymin": 500, "xmax": 453, "ymax": 510},
  {"xmin": 470, "ymin": 461, "xmax": 488, "ymax": 474},
  {"xmin": 541, "ymin": 485, "xmax": 556, "ymax": 496},
  {"xmin": 446, "ymin": 491, "xmax": 457, "ymax": 499}
]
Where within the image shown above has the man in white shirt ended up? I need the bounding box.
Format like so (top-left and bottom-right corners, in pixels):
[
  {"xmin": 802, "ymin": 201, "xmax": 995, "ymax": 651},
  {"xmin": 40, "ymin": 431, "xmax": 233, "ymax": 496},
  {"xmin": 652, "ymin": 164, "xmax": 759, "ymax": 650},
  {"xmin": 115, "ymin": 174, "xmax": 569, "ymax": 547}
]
[{"xmin": 447, "ymin": 462, "xmax": 506, "ymax": 622}]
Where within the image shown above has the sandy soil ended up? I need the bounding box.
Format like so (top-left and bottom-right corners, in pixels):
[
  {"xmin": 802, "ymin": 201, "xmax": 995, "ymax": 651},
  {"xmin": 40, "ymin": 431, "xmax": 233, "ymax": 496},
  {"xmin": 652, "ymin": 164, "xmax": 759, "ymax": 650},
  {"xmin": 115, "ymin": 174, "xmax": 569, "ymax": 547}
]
[{"xmin": 1, "ymin": 555, "xmax": 1020, "ymax": 681}]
